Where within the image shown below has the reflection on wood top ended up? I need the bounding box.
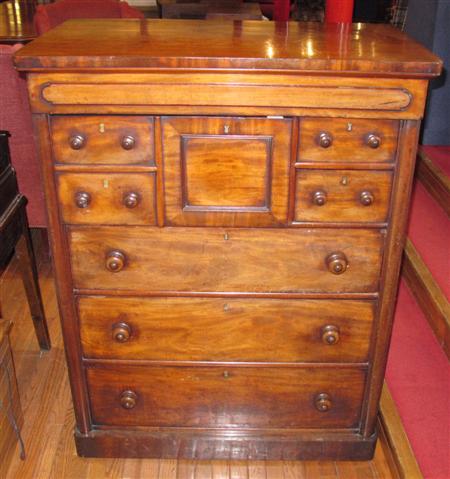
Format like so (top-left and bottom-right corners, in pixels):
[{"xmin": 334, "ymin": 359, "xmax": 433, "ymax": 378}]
[{"xmin": 15, "ymin": 19, "xmax": 442, "ymax": 76}]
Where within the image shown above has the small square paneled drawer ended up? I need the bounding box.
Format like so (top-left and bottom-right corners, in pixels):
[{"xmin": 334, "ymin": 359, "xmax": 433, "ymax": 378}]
[
  {"xmin": 69, "ymin": 227, "xmax": 383, "ymax": 293},
  {"xmin": 162, "ymin": 116, "xmax": 292, "ymax": 227},
  {"xmin": 298, "ymin": 118, "xmax": 399, "ymax": 163},
  {"xmin": 78, "ymin": 296, "xmax": 374, "ymax": 363},
  {"xmin": 57, "ymin": 173, "xmax": 156, "ymax": 225},
  {"xmin": 294, "ymin": 169, "xmax": 393, "ymax": 223},
  {"xmin": 51, "ymin": 116, "xmax": 154, "ymax": 165},
  {"xmin": 86, "ymin": 365, "xmax": 366, "ymax": 429}
]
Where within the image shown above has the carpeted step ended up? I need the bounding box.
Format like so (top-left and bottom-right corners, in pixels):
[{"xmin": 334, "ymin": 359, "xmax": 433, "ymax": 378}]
[
  {"xmin": 406, "ymin": 180, "xmax": 450, "ymax": 301},
  {"xmin": 386, "ymin": 281, "xmax": 450, "ymax": 479}
]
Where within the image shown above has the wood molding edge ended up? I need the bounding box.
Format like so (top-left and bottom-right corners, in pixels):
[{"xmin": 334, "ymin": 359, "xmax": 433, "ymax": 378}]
[
  {"xmin": 402, "ymin": 239, "xmax": 450, "ymax": 359},
  {"xmin": 416, "ymin": 146, "xmax": 450, "ymax": 217},
  {"xmin": 379, "ymin": 382, "xmax": 423, "ymax": 479}
]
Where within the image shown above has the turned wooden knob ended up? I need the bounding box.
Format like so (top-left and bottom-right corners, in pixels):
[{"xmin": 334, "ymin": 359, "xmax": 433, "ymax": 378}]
[
  {"xmin": 312, "ymin": 190, "xmax": 327, "ymax": 206},
  {"xmin": 120, "ymin": 390, "xmax": 137, "ymax": 409},
  {"xmin": 315, "ymin": 393, "xmax": 332, "ymax": 412},
  {"xmin": 321, "ymin": 325, "xmax": 340, "ymax": 345},
  {"xmin": 366, "ymin": 134, "xmax": 381, "ymax": 149},
  {"xmin": 74, "ymin": 191, "xmax": 91, "ymax": 209},
  {"xmin": 326, "ymin": 252, "xmax": 348, "ymax": 275},
  {"xmin": 121, "ymin": 135, "xmax": 136, "ymax": 150},
  {"xmin": 318, "ymin": 132, "xmax": 333, "ymax": 148},
  {"xmin": 69, "ymin": 134, "xmax": 86, "ymax": 150},
  {"xmin": 105, "ymin": 250, "xmax": 126, "ymax": 272},
  {"xmin": 360, "ymin": 191, "xmax": 374, "ymax": 206},
  {"xmin": 123, "ymin": 192, "xmax": 140, "ymax": 209},
  {"xmin": 112, "ymin": 322, "xmax": 131, "ymax": 343}
]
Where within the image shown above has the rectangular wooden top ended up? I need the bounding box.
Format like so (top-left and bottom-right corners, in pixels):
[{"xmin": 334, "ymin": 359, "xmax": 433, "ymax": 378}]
[{"xmin": 15, "ymin": 19, "xmax": 441, "ymax": 77}]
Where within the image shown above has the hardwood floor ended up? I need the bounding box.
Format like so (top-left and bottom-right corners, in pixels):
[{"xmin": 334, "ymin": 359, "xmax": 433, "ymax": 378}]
[{"xmin": 0, "ymin": 232, "xmax": 417, "ymax": 479}]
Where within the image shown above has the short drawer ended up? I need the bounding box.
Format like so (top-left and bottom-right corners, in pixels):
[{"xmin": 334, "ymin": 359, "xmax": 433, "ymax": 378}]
[
  {"xmin": 294, "ymin": 169, "xmax": 393, "ymax": 223},
  {"xmin": 78, "ymin": 296, "xmax": 375, "ymax": 362},
  {"xmin": 298, "ymin": 118, "xmax": 399, "ymax": 163},
  {"xmin": 57, "ymin": 173, "xmax": 156, "ymax": 225},
  {"xmin": 69, "ymin": 227, "xmax": 384, "ymax": 293},
  {"xmin": 51, "ymin": 116, "xmax": 154, "ymax": 165},
  {"xmin": 86, "ymin": 365, "xmax": 366, "ymax": 429}
]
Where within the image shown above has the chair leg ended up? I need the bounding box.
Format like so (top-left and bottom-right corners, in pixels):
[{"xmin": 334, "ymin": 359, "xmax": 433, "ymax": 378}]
[{"xmin": 14, "ymin": 211, "xmax": 51, "ymax": 351}]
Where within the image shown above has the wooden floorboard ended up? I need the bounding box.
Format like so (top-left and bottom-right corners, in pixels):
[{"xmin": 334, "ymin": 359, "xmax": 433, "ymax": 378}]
[{"xmin": 1, "ymin": 239, "xmax": 420, "ymax": 479}]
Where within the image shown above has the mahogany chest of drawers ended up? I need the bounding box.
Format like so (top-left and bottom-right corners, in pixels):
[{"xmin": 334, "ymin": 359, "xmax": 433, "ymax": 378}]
[{"xmin": 15, "ymin": 19, "xmax": 441, "ymax": 460}]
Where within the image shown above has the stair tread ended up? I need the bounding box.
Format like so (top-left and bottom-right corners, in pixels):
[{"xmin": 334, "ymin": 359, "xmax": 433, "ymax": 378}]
[
  {"xmin": 386, "ymin": 281, "xmax": 450, "ymax": 479},
  {"xmin": 421, "ymin": 145, "xmax": 450, "ymax": 179},
  {"xmin": 407, "ymin": 181, "xmax": 450, "ymax": 300}
]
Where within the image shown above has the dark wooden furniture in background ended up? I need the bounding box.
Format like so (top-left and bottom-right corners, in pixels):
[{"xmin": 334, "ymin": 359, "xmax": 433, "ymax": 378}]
[
  {"xmin": 0, "ymin": 0, "xmax": 37, "ymax": 44},
  {"xmin": 15, "ymin": 19, "xmax": 441, "ymax": 460},
  {"xmin": 0, "ymin": 131, "xmax": 51, "ymax": 351},
  {"xmin": 0, "ymin": 320, "xmax": 24, "ymax": 477}
]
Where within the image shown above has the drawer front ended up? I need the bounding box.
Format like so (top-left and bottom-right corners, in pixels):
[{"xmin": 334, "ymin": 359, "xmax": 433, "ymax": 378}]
[
  {"xmin": 79, "ymin": 296, "xmax": 375, "ymax": 362},
  {"xmin": 51, "ymin": 116, "xmax": 154, "ymax": 165},
  {"xmin": 298, "ymin": 119, "xmax": 399, "ymax": 163},
  {"xmin": 294, "ymin": 169, "xmax": 393, "ymax": 223},
  {"xmin": 162, "ymin": 116, "xmax": 292, "ymax": 227},
  {"xmin": 70, "ymin": 227, "xmax": 384, "ymax": 293},
  {"xmin": 87, "ymin": 365, "xmax": 366, "ymax": 429},
  {"xmin": 57, "ymin": 173, "xmax": 156, "ymax": 225}
]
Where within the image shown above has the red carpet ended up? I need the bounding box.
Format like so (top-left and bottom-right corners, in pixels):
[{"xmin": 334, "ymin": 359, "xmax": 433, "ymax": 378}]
[
  {"xmin": 386, "ymin": 281, "xmax": 450, "ymax": 479},
  {"xmin": 422, "ymin": 145, "xmax": 450, "ymax": 178},
  {"xmin": 406, "ymin": 181, "xmax": 450, "ymax": 299}
]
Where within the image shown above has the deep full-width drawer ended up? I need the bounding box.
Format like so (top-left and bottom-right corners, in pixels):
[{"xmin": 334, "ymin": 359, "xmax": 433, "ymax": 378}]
[
  {"xmin": 298, "ymin": 118, "xmax": 399, "ymax": 163},
  {"xmin": 86, "ymin": 365, "xmax": 366, "ymax": 429},
  {"xmin": 51, "ymin": 116, "xmax": 154, "ymax": 165},
  {"xmin": 78, "ymin": 296, "xmax": 375, "ymax": 362},
  {"xmin": 294, "ymin": 169, "xmax": 393, "ymax": 223},
  {"xmin": 69, "ymin": 227, "xmax": 384, "ymax": 293},
  {"xmin": 57, "ymin": 172, "xmax": 156, "ymax": 225}
]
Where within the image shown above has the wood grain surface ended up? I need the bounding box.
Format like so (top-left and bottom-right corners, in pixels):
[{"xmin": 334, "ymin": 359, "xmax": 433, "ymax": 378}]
[
  {"xmin": 78, "ymin": 296, "xmax": 375, "ymax": 362},
  {"xmin": 69, "ymin": 227, "xmax": 384, "ymax": 293}
]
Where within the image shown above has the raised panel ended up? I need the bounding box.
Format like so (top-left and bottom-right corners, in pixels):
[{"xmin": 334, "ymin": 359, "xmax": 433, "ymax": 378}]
[
  {"xmin": 162, "ymin": 117, "xmax": 292, "ymax": 227},
  {"xmin": 181, "ymin": 135, "xmax": 271, "ymax": 210}
]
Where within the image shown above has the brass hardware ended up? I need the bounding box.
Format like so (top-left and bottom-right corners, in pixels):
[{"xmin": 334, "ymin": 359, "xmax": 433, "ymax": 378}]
[
  {"xmin": 120, "ymin": 390, "xmax": 137, "ymax": 409},
  {"xmin": 326, "ymin": 252, "xmax": 348, "ymax": 275},
  {"xmin": 112, "ymin": 322, "xmax": 131, "ymax": 343},
  {"xmin": 224, "ymin": 232, "xmax": 229, "ymax": 240},
  {"xmin": 223, "ymin": 371, "xmax": 230, "ymax": 379},
  {"xmin": 105, "ymin": 250, "xmax": 126, "ymax": 273},
  {"xmin": 224, "ymin": 124, "xmax": 231, "ymax": 134},
  {"xmin": 315, "ymin": 393, "xmax": 332, "ymax": 412},
  {"xmin": 99, "ymin": 123, "xmax": 105, "ymax": 133},
  {"xmin": 321, "ymin": 325, "xmax": 340, "ymax": 345},
  {"xmin": 74, "ymin": 191, "xmax": 91, "ymax": 209},
  {"xmin": 360, "ymin": 191, "xmax": 374, "ymax": 206},
  {"xmin": 103, "ymin": 179, "xmax": 109, "ymax": 189},
  {"xmin": 347, "ymin": 122, "xmax": 353, "ymax": 131},
  {"xmin": 69, "ymin": 134, "xmax": 85, "ymax": 150},
  {"xmin": 123, "ymin": 192, "xmax": 140, "ymax": 209},
  {"xmin": 312, "ymin": 190, "xmax": 327, "ymax": 206},
  {"xmin": 223, "ymin": 303, "xmax": 230, "ymax": 311},
  {"xmin": 318, "ymin": 132, "xmax": 333, "ymax": 148},
  {"xmin": 366, "ymin": 134, "xmax": 381, "ymax": 149},
  {"xmin": 121, "ymin": 135, "xmax": 136, "ymax": 150},
  {"xmin": 340, "ymin": 176, "xmax": 349, "ymax": 186}
]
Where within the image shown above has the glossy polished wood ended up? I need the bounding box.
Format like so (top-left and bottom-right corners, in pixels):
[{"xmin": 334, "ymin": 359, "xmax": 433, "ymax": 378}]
[
  {"xmin": 78, "ymin": 296, "xmax": 375, "ymax": 362},
  {"xmin": 16, "ymin": 20, "xmax": 441, "ymax": 461},
  {"xmin": 69, "ymin": 227, "xmax": 384, "ymax": 293},
  {"xmin": 14, "ymin": 19, "xmax": 442, "ymax": 75},
  {"xmin": 0, "ymin": 0, "xmax": 36, "ymax": 44}
]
